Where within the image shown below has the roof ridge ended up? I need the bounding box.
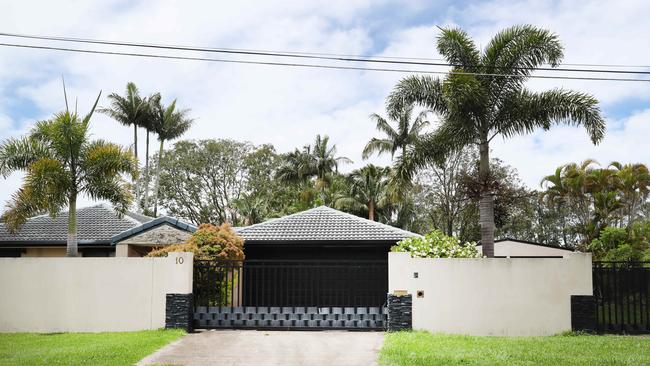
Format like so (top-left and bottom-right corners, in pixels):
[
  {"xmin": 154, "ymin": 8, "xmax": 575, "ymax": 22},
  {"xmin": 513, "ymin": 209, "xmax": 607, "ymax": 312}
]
[
  {"xmin": 236, "ymin": 205, "xmax": 420, "ymax": 241},
  {"xmin": 236, "ymin": 206, "xmax": 329, "ymax": 231}
]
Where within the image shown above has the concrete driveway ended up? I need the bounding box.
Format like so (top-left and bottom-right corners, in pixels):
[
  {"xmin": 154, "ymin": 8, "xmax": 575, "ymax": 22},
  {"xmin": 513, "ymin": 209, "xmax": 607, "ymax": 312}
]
[{"xmin": 138, "ymin": 330, "xmax": 385, "ymax": 366}]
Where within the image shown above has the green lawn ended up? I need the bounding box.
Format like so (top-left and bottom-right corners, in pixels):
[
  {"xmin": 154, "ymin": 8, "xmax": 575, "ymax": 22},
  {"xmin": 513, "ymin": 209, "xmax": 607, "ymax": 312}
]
[
  {"xmin": 379, "ymin": 331, "xmax": 650, "ymax": 366},
  {"xmin": 0, "ymin": 329, "xmax": 185, "ymax": 366}
]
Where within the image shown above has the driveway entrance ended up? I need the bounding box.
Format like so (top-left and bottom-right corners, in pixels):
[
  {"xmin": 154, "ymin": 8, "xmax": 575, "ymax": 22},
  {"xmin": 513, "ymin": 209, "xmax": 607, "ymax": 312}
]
[
  {"xmin": 138, "ymin": 330, "xmax": 385, "ymax": 366},
  {"xmin": 193, "ymin": 259, "xmax": 388, "ymax": 330}
]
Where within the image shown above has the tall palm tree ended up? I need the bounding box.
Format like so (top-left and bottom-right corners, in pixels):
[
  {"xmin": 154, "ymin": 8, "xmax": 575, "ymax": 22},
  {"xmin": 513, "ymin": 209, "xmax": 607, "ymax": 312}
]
[
  {"xmin": 139, "ymin": 92, "xmax": 160, "ymax": 212},
  {"xmin": 99, "ymin": 82, "xmax": 149, "ymax": 161},
  {"xmin": 99, "ymin": 82, "xmax": 150, "ymax": 210},
  {"xmin": 150, "ymin": 97, "xmax": 193, "ymax": 216},
  {"xmin": 362, "ymin": 105, "xmax": 429, "ymax": 159},
  {"xmin": 387, "ymin": 25, "xmax": 605, "ymax": 257},
  {"xmin": 335, "ymin": 164, "xmax": 390, "ymax": 221},
  {"xmin": 0, "ymin": 91, "xmax": 137, "ymax": 257}
]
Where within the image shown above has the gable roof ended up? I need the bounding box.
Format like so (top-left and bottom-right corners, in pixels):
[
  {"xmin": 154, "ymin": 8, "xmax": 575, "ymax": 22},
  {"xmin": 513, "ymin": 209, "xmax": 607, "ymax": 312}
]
[
  {"xmin": 111, "ymin": 216, "xmax": 197, "ymax": 244},
  {"xmin": 477, "ymin": 238, "xmax": 574, "ymax": 251},
  {"xmin": 235, "ymin": 206, "xmax": 420, "ymax": 242},
  {"xmin": 0, "ymin": 204, "xmax": 152, "ymax": 246}
]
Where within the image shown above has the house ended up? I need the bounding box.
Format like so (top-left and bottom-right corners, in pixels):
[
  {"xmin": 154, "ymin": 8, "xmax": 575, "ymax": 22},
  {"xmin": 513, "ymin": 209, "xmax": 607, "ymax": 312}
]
[
  {"xmin": 236, "ymin": 205, "xmax": 420, "ymax": 261},
  {"xmin": 0, "ymin": 204, "xmax": 196, "ymax": 257},
  {"xmin": 476, "ymin": 238, "xmax": 575, "ymax": 258}
]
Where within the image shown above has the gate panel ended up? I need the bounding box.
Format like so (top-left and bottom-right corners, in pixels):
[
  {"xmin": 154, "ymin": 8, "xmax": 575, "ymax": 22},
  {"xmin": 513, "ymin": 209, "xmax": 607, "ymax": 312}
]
[
  {"xmin": 193, "ymin": 259, "xmax": 387, "ymax": 330},
  {"xmin": 593, "ymin": 261, "xmax": 650, "ymax": 333}
]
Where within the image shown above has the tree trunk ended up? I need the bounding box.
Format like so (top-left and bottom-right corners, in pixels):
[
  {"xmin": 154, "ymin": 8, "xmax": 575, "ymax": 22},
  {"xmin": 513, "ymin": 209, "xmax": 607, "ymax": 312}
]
[
  {"xmin": 368, "ymin": 200, "xmax": 375, "ymax": 221},
  {"xmin": 66, "ymin": 193, "xmax": 78, "ymax": 257},
  {"xmin": 133, "ymin": 124, "xmax": 141, "ymax": 212},
  {"xmin": 152, "ymin": 139, "xmax": 164, "ymax": 217},
  {"xmin": 478, "ymin": 141, "xmax": 495, "ymax": 257},
  {"xmin": 142, "ymin": 131, "xmax": 151, "ymax": 213},
  {"xmin": 133, "ymin": 123, "xmax": 138, "ymax": 161}
]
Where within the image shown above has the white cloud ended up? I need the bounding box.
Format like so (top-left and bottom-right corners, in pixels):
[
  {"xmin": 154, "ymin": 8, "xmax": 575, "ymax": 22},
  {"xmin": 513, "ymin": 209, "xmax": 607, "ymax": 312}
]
[
  {"xmin": 0, "ymin": 0, "xmax": 649, "ymax": 210},
  {"xmin": 492, "ymin": 108, "xmax": 650, "ymax": 188}
]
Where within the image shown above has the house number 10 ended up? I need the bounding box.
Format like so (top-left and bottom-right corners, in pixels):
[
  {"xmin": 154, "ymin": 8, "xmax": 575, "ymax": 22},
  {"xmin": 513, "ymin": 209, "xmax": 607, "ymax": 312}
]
[{"xmin": 175, "ymin": 257, "xmax": 184, "ymax": 265}]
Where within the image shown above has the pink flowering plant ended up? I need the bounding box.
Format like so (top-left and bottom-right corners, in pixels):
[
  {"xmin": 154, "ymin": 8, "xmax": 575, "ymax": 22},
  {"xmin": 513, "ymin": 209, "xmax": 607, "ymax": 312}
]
[{"xmin": 391, "ymin": 230, "xmax": 482, "ymax": 258}]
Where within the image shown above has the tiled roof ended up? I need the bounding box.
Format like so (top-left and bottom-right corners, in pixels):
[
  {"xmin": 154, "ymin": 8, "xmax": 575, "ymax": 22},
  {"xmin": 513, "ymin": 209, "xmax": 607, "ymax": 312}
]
[
  {"xmin": 235, "ymin": 206, "xmax": 420, "ymax": 242},
  {"xmin": 0, "ymin": 204, "xmax": 152, "ymax": 245}
]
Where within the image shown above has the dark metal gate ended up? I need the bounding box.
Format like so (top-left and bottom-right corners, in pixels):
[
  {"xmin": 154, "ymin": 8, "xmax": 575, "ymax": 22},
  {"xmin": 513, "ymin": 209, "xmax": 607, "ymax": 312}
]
[
  {"xmin": 193, "ymin": 259, "xmax": 388, "ymax": 330},
  {"xmin": 593, "ymin": 261, "xmax": 650, "ymax": 333}
]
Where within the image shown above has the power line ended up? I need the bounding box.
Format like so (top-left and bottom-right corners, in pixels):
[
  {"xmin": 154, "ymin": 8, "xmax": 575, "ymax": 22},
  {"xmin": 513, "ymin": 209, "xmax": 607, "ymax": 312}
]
[
  {"xmin": 1, "ymin": 32, "xmax": 650, "ymax": 75},
  {"xmin": 1, "ymin": 42, "xmax": 649, "ymax": 83}
]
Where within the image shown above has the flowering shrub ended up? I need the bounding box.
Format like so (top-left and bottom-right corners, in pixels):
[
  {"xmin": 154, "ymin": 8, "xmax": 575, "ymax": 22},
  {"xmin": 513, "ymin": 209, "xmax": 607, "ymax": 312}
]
[
  {"xmin": 391, "ymin": 230, "xmax": 482, "ymax": 258},
  {"xmin": 147, "ymin": 223, "xmax": 244, "ymax": 260}
]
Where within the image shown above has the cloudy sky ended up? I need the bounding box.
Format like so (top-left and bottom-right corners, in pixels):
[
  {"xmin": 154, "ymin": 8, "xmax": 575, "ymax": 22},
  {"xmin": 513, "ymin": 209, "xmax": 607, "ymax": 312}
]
[{"xmin": 1, "ymin": 0, "xmax": 649, "ymax": 208}]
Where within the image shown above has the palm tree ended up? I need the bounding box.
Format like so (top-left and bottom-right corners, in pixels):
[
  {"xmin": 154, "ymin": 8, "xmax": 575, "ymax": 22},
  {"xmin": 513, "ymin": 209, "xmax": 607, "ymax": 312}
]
[
  {"xmin": 311, "ymin": 134, "xmax": 352, "ymax": 188},
  {"xmin": 609, "ymin": 162, "xmax": 650, "ymax": 226},
  {"xmin": 276, "ymin": 148, "xmax": 317, "ymax": 184},
  {"xmin": 0, "ymin": 91, "xmax": 137, "ymax": 257},
  {"xmin": 139, "ymin": 93, "xmax": 160, "ymax": 212},
  {"xmin": 335, "ymin": 164, "xmax": 390, "ymax": 221},
  {"xmin": 277, "ymin": 134, "xmax": 352, "ymax": 191},
  {"xmin": 150, "ymin": 97, "xmax": 193, "ymax": 216},
  {"xmin": 387, "ymin": 25, "xmax": 605, "ymax": 257},
  {"xmin": 99, "ymin": 82, "xmax": 150, "ymax": 210},
  {"xmin": 362, "ymin": 105, "xmax": 429, "ymax": 159}
]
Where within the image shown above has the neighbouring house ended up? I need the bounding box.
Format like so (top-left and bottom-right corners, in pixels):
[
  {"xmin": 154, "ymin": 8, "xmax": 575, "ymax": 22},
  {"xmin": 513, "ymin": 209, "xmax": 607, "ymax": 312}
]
[
  {"xmin": 476, "ymin": 238, "xmax": 575, "ymax": 258},
  {"xmin": 112, "ymin": 216, "xmax": 196, "ymax": 256},
  {"xmin": 0, "ymin": 204, "xmax": 196, "ymax": 257}
]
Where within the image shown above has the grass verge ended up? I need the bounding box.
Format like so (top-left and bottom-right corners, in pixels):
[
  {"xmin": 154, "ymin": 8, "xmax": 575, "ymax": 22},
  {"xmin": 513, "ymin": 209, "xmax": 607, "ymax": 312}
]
[
  {"xmin": 0, "ymin": 329, "xmax": 185, "ymax": 366},
  {"xmin": 379, "ymin": 331, "xmax": 650, "ymax": 366}
]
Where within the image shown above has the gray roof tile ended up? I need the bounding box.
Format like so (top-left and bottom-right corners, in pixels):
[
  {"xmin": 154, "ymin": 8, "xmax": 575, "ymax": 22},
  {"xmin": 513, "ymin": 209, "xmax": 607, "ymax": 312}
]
[
  {"xmin": 235, "ymin": 206, "xmax": 419, "ymax": 242},
  {"xmin": 0, "ymin": 204, "xmax": 152, "ymax": 245}
]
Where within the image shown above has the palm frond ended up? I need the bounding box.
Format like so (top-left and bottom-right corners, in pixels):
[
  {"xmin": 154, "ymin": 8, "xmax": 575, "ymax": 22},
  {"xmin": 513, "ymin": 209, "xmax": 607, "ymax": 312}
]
[
  {"xmin": 386, "ymin": 75, "xmax": 447, "ymax": 120},
  {"xmin": 362, "ymin": 138, "xmax": 394, "ymax": 159},
  {"xmin": 0, "ymin": 137, "xmax": 51, "ymax": 177},
  {"xmin": 495, "ymin": 88, "xmax": 605, "ymax": 144},
  {"xmin": 437, "ymin": 27, "xmax": 481, "ymax": 70}
]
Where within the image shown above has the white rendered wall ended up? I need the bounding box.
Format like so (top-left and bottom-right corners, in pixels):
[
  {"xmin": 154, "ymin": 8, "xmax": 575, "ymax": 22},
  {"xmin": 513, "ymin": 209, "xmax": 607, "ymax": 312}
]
[
  {"xmin": 0, "ymin": 252, "xmax": 193, "ymax": 333},
  {"xmin": 388, "ymin": 252, "xmax": 592, "ymax": 336},
  {"xmin": 476, "ymin": 240, "xmax": 573, "ymax": 257}
]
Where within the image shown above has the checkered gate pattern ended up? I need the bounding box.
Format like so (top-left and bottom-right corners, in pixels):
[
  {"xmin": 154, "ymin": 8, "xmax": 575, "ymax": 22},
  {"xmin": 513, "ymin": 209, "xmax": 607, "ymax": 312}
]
[{"xmin": 193, "ymin": 259, "xmax": 388, "ymax": 330}]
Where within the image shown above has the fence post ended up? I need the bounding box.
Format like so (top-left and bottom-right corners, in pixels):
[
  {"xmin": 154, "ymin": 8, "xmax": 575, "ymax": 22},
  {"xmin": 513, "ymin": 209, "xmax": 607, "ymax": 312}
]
[
  {"xmin": 387, "ymin": 293, "xmax": 412, "ymax": 331},
  {"xmin": 571, "ymin": 295, "xmax": 596, "ymax": 332},
  {"xmin": 166, "ymin": 293, "xmax": 194, "ymax": 332}
]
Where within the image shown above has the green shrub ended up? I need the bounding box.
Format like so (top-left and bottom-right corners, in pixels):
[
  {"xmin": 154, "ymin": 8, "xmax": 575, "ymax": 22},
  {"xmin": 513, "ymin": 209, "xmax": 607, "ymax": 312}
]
[
  {"xmin": 391, "ymin": 230, "xmax": 482, "ymax": 258},
  {"xmin": 590, "ymin": 222, "xmax": 650, "ymax": 261}
]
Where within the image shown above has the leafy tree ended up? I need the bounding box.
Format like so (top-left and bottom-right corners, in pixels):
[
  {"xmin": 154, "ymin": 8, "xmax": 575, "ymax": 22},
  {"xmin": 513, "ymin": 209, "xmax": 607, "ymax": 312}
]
[
  {"xmin": 362, "ymin": 105, "xmax": 428, "ymax": 159},
  {"xmin": 386, "ymin": 25, "xmax": 605, "ymax": 256},
  {"xmin": 0, "ymin": 91, "xmax": 137, "ymax": 256},
  {"xmin": 410, "ymin": 149, "xmax": 532, "ymax": 243},
  {"xmin": 154, "ymin": 139, "xmax": 253, "ymax": 225},
  {"xmin": 149, "ymin": 96, "xmax": 193, "ymax": 216},
  {"xmin": 154, "ymin": 139, "xmax": 296, "ymax": 225},
  {"xmin": 412, "ymin": 147, "xmax": 476, "ymax": 236},
  {"xmin": 335, "ymin": 164, "xmax": 390, "ymax": 220},
  {"xmin": 590, "ymin": 223, "xmax": 650, "ymax": 261}
]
